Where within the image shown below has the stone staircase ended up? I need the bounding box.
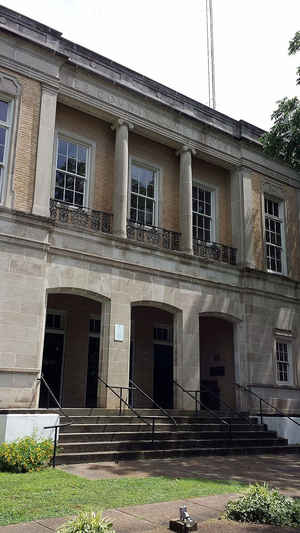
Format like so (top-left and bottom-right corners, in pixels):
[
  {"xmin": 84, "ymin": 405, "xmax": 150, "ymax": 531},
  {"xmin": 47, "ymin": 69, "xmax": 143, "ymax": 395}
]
[{"xmin": 55, "ymin": 409, "xmax": 300, "ymax": 464}]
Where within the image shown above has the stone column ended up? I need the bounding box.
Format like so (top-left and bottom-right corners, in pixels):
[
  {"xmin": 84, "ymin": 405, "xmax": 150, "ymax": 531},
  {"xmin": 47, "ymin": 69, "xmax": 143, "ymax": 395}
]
[
  {"xmin": 105, "ymin": 296, "xmax": 131, "ymax": 408},
  {"xmin": 112, "ymin": 119, "xmax": 133, "ymax": 239},
  {"xmin": 177, "ymin": 146, "xmax": 195, "ymax": 254},
  {"xmin": 180, "ymin": 311, "xmax": 200, "ymax": 409},
  {"xmin": 32, "ymin": 85, "xmax": 58, "ymax": 218},
  {"xmin": 230, "ymin": 166, "xmax": 255, "ymax": 268}
]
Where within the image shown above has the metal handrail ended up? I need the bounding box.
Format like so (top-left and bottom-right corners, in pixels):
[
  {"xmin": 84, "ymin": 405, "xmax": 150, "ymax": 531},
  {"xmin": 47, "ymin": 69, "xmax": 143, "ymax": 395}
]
[
  {"xmin": 37, "ymin": 374, "xmax": 72, "ymax": 423},
  {"xmin": 235, "ymin": 382, "xmax": 300, "ymax": 427},
  {"xmin": 97, "ymin": 376, "xmax": 156, "ymax": 442},
  {"xmin": 37, "ymin": 374, "xmax": 73, "ymax": 468},
  {"xmin": 129, "ymin": 378, "xmax": 177, "ymax": 425},
  {"xmin": 199, "ymin": 382, "xmax": 253, "ymax": 425},
  {"xmin": 173, "ymin": 380, "xmax": 231, "ymax": 433}
]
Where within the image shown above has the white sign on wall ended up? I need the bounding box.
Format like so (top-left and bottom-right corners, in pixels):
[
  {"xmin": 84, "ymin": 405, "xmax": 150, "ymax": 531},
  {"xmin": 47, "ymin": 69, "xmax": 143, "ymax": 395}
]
[{"xmin": 114, "ymin": 324, "xmax": 124, "ymax": 342}]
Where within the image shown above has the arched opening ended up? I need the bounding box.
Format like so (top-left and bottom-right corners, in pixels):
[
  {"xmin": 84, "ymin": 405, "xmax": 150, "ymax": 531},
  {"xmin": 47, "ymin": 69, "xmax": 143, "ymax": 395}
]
[
  {"xmin": 39, "ymin": 292, "xmax": 104, "ymax": 408},
  {"xmin": 130, "ymin": 305, "xmax": 175, "ymax": 409},
  {"xmin": 199, "ymin": 316, "xmax": 235, "ymax": 410}
]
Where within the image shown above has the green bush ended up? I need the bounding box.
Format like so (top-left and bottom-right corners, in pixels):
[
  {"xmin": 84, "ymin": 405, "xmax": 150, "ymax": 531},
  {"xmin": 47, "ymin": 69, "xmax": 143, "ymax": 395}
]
[
  {"xmin": 57, "ymin": 511, "xmax": 115, "ymax": 533},
  {"xmin": 224, "ymin": 483, "xmax": 300, "ymax": 527},
  {"xmin": 0, "ymin": 436, "xmax": 54, "ymax": 473}
]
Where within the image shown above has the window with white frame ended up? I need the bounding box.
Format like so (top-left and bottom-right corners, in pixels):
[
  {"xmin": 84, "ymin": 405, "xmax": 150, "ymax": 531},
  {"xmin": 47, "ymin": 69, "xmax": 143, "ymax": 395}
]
[
  {"xmin": 129, "ymin": 162, "xmax": 157, "ymax": 226},
  {"xmin": 264, "ymin": 197, "xmax": 285, "ymax": 274},
  {"xmin": 192, "ymin": 184, "xmax": 215, "ymax": 242},
  {"xmin": 276, "ymin": 341, "xmax": 293, "ymax": 384},
  {"xmin": 55, "ymin": 137, "xmax": 89, "ymax": 208},
  {"xmin": 0, "ymin": 98, "xmax": 12, "ymax": 202}
]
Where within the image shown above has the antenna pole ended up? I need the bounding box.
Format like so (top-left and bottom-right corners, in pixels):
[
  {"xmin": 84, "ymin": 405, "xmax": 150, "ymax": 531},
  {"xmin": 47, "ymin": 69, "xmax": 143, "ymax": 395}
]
[{"xmin": 206, "ymin": 0, "xmax": 216, "ymax": 109}]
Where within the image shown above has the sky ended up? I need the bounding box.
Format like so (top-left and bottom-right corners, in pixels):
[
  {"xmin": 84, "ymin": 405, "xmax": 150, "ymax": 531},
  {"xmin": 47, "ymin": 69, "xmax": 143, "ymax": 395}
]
[{"xmin": 1, "ymin": 0, "xmax": 299, "ymax": 130}]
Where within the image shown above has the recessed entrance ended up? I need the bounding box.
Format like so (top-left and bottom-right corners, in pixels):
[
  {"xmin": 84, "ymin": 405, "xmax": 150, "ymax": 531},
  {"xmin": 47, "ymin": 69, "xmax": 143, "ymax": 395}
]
[
  {"xmin": 199, "ymin": 316, "xmax": 235, "ymax": 410},
  {"xmin": 130, "ymin": 306, "xmax": 174, "ymax": 409},
  {"xmin": 39, "ymin": 293, "xmax": 102, "ymax": 408}
]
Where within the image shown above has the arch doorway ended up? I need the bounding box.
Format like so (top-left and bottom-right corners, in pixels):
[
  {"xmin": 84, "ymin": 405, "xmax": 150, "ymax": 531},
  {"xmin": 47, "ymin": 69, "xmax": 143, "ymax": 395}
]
[
  {"xmin": 130, "ymin": 306, "xmax": 174, "ymax": 409},
  {"xmin": 39, "ymin": 293, "xmax": 102, "ymax": 408},
  {"xmin": 199, "ymin": 316, "xmax": 235, "ymax": 410}
]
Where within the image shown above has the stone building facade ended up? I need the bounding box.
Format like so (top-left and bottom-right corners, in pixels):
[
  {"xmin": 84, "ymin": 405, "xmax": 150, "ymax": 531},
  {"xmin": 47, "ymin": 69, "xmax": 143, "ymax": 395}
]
[{"xmin": 0, "ymin": 6, "xmax": 300, "ymax": 413}]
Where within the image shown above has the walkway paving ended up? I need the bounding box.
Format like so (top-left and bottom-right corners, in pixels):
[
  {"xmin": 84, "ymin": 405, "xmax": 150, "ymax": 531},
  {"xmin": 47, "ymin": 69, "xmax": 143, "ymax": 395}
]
[{"xmin": 0, "ymin": 454, "xmax": 300, "ymax": 532}]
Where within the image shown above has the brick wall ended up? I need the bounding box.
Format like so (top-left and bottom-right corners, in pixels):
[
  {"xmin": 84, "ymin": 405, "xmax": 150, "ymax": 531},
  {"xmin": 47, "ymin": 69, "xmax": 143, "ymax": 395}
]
[
  {"xmin": 55, "ymin": 104, "xmax": 115, "ymax": 214},
  {"xmin": 193, "ymin": 158, "xmax": 232, "ymax": 245},
  {"xmin": 0, "ymin": 67, "xmax": 41, "ymax": 212}
]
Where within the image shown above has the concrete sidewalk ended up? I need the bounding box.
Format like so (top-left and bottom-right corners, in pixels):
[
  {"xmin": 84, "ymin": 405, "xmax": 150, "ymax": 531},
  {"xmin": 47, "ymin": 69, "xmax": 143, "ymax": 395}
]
[{"xmin": 1, "ymin": 454, "xmax": 300, "ymax": 532}]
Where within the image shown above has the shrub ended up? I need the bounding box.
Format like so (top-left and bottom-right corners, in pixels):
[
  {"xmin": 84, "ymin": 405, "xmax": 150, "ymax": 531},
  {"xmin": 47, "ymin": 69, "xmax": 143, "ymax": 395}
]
[
  {"xmin": 0, "ymin": 436, "xmax": 54, "ymax": 473},
  {"xmin": 224, "ymin": 483, "xmax": 300, "ymax": 527},
  {"xmin": 57, "ymin": 511, "xmax": 115, "ymax": 533}
]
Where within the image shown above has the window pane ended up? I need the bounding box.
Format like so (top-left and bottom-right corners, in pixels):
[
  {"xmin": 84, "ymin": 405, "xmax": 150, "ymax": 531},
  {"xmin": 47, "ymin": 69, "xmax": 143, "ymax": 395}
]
[
  {"xmin": 58, "ymin": 139, "xmax": 68, "ymax": 155},
  {"xmin": 75, "ymin": 193, "xmax": 83, "ymax": 206},
  {"xmin": 55, "ymin": 187, "xmax": 63, "ymax": 200},
  {"xmin": 0, "ymin": 127, "xmax": 6, "ymax": 148},
  {"xmin": 131, "ymin": 194, "xmax": 137, "ymax": 208},
  {"xmin": 75, "ymin": 178, "xmax": 84, "ymax": 193},
  {"xmin": 65, "ymin": 190, "xmax": 73, "ymax": 203},
  {"xmin": 66, "ymin": 175, "xmax": 74, "ymax": 190},
  {"xmin": 0, "ymin": 145, "xmax": 4, "ymax": 163},
  {"xmin": 0, "ymin": 101, "xmax": 8, "ymax": 123},
  {"xmin": 131, "ymin": 178, "xmax": 138, "ymax": 193},
  {"xmin": 68, "ymin": 142, "xmax": 77, "ymax": 158},
  {"xmin": 56, "ymin": 172, "xmax": 65, "ymax": 188},
  {"xmin": 57, "ymin": 155, "xmax": 67, "ymax": 170},
  {"xmin": 67, "ymin": 158, "xmax": 76, "ymax": 173},
  {"xmin": 77, "ymin": 161, "xmax": 86, "ymax": 177}
]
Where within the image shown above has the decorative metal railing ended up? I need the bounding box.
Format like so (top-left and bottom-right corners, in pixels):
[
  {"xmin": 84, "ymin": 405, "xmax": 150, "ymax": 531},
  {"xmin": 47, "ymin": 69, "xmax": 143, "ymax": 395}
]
[
  {"xmin": 49, "ymin": 199, "xmax": 113, "ymax": 234},
  {"xmin": 127, "ymin": 220, "xmax": 180, "ymax": 251},
  {"xmin": 193, "ymin": 240, "xmax": 237, "ymax": 265}
]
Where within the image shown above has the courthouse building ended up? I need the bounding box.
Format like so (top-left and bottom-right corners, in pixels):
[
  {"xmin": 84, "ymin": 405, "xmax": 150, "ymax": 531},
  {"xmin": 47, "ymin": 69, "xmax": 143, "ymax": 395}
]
[{"xmin": 0, "ymin": 6, "xmax": 300, "ymax": 414}]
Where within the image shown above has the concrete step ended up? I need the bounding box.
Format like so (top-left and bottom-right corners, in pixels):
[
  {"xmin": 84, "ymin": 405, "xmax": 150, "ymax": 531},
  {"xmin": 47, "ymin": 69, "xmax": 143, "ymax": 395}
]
[
  {"xmin": 56, "ymin": 444, "xmax": 300, "ymax": 465},
  {"xmin": 59, "ymin": 422, "xmax": 264, "ymax": 433},
  {"xmin": 59, "ymin": 429, "xmax": 277, "ymax": 443},
  {"xmin": 58, "ymin": 437, "xmax": 288, "ymax": 454},
  {"xmin": 60, "ymin": 415, "xmax": 253, "ymax": 424}
]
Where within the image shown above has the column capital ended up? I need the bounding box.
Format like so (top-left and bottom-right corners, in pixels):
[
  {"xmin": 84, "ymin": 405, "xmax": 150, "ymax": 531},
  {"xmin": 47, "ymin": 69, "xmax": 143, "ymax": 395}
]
[
  {"xmin": 176, "ymin": 145, "xmax": 196, "ymax": 157},
  {"xmin": 111, "ymin": 118, "xmax": 134, "ymax": 131},
  {"xmin": 41, "ymin": 83, "xmax": 59, "ymax": 95}
]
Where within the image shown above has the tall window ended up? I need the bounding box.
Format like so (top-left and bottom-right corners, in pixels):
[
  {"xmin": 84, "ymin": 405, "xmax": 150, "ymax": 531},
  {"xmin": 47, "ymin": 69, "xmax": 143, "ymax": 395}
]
[
  {"xmin": 129, "ymin": 162, "xmax": 157, "ymax": 225},
  {"xmin": 264, "ymin": 198, "xmax": 285, "ymax": 274},
  {"xmin": 0, "ymin": 99, "xmax": 11, "ymax": 202},
  {"xmin": 276, "ymin": 341, "xmax": 292, "ymax": 384},
  {"xmin": 192, "ymin": 184, "xmax": 214, "ymax": 242},
  {"xmin": 55, "ymin": 137, "xmax": 89, "ymax": 207}
]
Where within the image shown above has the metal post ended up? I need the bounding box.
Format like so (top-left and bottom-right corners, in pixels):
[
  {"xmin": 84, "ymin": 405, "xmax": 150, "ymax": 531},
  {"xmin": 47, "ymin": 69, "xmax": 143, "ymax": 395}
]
[
  {"xmin": 119, "ymin": 388, "xmax": 123, "ymax": 416},
  {"xmin": 152, "ymin": 417, "xmax": 155, "ymax": 444},
  {"xmin": 52, "ymin": 426, "xmax": 58, "ymax": 468},
  {"xmin": 260, "ymin": 398, "xmax": 263, "ymax": 425}
]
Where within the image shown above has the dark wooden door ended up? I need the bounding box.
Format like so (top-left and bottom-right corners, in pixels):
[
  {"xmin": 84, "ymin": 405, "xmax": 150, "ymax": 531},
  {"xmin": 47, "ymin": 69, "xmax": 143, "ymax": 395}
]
[
  {"xmin": 39, "ymin": 333, "xmax": 64, "ymax": 407},
  {"xmin": 85, "ymin": 336, "xmax": 100, "ymax": 408},
  {"xmin": 153, "ymin": 344, "xmax": 173, "ymax": 409}
]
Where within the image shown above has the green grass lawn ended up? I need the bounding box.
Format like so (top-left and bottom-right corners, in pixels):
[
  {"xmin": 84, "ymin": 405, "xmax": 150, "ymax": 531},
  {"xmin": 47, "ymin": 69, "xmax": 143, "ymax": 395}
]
[{"xmin": 0, "ymin": 468, "xmax": 246, "ymax": 526}]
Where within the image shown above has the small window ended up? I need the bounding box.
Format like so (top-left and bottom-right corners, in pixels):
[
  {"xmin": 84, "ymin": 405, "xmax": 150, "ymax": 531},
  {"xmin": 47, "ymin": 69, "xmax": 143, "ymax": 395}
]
[
  {"xmin": 0, "ymin": 98, "xmax": 12, "ymax": 203},
  {"xmin": 89, "ymin": 318, "xmax": 101, "ymax": 336},
  {"xmin": 129, "ymin": 162, "xmax": 157, "ymax": 226},
  {"xmin": 276, "ymin": 341, "xmax": 292, "ymax": 384},
  {"xmin": 46, "ymin": 312, "xmax": 64, "ymax": 331},
  {"xmin": 264, "ymin": 197, "xmax": 285, "ymax": 274},
  {"xmin": 192, "ymin": 184, "xmax": 215, "ymax": 242},
  {"xmin": 153, "ymin": 324, "xmax": 173, "ymax": 344},
  {"xmin": 55, "ymin": 137, "xmax": 89, "ymax": 208}
]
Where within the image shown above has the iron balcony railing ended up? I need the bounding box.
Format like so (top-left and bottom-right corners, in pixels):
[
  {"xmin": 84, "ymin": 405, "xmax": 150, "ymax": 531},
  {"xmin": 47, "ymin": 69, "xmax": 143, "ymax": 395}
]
[
  {"xmin": 50, "ymin": 199, "xmax": 113, "ymax": 234},
  {"xmin": 127, "ymin": 220, "xmax": 180, "ymax": 251},
  {"xmin": 193, "ymin": 239, "xmax": 237, "ymax": 265}
]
